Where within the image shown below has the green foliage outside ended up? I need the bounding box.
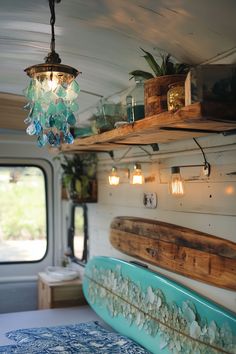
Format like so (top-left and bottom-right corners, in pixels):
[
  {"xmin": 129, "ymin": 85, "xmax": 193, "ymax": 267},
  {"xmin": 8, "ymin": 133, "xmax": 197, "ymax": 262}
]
[
  {"xmin": 74, "ymin": 206, "xmax": 84, "ymax": 235},
  {"xmin": 0, "ymin": 167, "xmax": 46, "ymax": 241}
]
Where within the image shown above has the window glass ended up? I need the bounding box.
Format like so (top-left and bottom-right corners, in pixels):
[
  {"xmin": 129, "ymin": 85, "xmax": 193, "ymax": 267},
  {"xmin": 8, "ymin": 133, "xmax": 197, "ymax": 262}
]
[
  {"xmin": 70, "ymin": 205, "xmax": 87, "ymax": 263},
  {"xmin": 0, "ymin": 165, "xmax": 47, "ymax": 263}
]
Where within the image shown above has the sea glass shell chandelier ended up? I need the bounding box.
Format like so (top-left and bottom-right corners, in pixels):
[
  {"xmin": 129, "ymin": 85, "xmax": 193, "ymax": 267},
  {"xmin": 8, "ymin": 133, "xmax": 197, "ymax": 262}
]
[{"xmin": 24, "ymin": 0, "xmax": 80, "ymax": 147}]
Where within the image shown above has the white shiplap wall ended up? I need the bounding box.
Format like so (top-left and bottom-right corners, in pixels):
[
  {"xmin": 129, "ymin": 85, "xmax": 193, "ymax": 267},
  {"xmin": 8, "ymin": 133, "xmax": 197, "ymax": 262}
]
[{"xmin": 87, "ymin": 134, "xmax": 236, "ymax": 313}]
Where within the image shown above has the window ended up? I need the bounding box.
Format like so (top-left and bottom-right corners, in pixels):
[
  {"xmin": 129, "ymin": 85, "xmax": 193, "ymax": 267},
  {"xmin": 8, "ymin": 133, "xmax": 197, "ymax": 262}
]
[
  {"xmin": 0, "ymin": 165, "xmax": 47, "ymax": 263},
  {"xmin": 68, "ymin": 204, "xmax": 88, "ymax": 264}
]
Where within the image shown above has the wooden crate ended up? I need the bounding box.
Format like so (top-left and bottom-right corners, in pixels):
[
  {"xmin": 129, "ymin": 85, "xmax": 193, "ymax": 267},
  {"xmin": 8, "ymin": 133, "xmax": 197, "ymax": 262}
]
[{"xmin": 38, "ymin": 273, "xmax": 87, "ymax": 309}]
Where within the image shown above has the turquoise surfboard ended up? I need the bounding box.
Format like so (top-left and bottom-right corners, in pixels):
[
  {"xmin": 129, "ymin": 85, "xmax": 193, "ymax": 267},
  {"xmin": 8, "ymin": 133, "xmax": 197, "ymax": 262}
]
[{"xmin": 83, "ymin": 256, "xmax": 236, "ymax": 354}]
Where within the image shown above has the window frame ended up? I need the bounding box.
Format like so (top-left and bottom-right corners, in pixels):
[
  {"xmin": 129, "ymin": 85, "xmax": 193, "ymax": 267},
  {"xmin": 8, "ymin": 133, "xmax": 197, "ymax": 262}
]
[
  {"xmin": 0, "ymin": 163, "xmax": 49, "ymax": 265},
  {"xmin": 68, "ymin": 203, "xmax": 88, "ymax": 266}
]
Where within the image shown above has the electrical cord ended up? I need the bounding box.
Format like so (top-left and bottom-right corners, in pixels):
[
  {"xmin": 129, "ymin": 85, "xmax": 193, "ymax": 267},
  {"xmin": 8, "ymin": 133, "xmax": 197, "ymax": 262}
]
[{"xmin": 193, "ymin": 137, "xmax": 208, "ymax": 165}]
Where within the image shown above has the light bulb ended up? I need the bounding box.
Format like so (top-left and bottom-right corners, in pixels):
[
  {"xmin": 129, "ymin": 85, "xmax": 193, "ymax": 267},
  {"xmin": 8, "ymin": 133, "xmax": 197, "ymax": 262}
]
[
  {"xmin": 48, "ymin": 77, "xmax": 58, "ymax": 91},
  {"xmin": 170, "ymin": 167, "xmax": 184, "ymax": 196},
  {"xmin": 109, "ymin": 167, "xmax": 120, "ymax": 186},
  {"xmin": 131, "ymin": 163, "xmax": 144, "ymax": 185}
]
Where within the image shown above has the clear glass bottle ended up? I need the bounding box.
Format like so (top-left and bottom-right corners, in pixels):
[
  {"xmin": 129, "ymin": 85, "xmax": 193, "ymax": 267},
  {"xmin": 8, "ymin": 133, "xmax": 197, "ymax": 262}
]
[{"xmin": 126, "ymin": 76, "xmax": 145, "ymax": 123}]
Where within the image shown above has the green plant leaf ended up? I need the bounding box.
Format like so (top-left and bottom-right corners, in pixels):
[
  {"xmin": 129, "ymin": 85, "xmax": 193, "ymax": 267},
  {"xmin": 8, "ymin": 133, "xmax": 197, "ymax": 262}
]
[
  {"xmin": 174, "ymin": 63, "xmax": 190, "ymax": 74},
  {"xmin": 140, "ymin": 48, "xmax": 163, "ymax": 76},
  {"xmin": 162, "ymin": 54, "xmax": 175, "ymax": 75},
  {"xmin": 138, "ymin": 48, "xmax": 191, "ymax": 77},
  {"xmin": 129, "ymin": 70, "xmax": 154, "ymax": 80}
]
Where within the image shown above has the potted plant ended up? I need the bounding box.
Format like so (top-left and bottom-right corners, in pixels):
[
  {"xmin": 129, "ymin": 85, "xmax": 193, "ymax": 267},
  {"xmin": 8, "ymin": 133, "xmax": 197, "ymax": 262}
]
[
  {"xmin": 55, "ymin": 153, "xmax": 97, "ymax": 202},
  {"xmin": 55, "ymin": 154, "xmax": 76, "ymax": 200},
  {"xmin": 130, "ymin": 49, "xmax": 190, "ymax": 116}
]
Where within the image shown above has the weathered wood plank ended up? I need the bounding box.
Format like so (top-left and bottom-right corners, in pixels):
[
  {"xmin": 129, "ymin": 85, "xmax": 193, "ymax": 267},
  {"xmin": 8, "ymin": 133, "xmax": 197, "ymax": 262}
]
[
  {"xmin": 61, "ymin": 142, "xmax": 128, "ymax": 152},
  {"xmin": 61, "ymin": 102, "xmax": 236, "ymax": 152},
  {"xmin": 110, "ymin": 216, "xmax": 236, "ymax": 290}
]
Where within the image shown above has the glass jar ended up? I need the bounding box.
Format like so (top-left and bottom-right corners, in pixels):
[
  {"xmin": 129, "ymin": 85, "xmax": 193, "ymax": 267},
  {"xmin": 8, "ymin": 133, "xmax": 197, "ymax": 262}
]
[
  {"xmin": 95, "ymin": 98, "xmax": 127, "ymax": 131},
  {"xmin": 167, "ymin": 82, "xmax": 185, "ymax": 112},
  {"xmin": 126, "ymin": 76, "xmax": 145, "ymax": 123}
]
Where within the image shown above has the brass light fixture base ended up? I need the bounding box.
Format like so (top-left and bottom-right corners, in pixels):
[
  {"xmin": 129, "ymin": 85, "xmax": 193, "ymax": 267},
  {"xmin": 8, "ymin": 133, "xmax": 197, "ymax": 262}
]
[{"xmin": 25, "ymin": 63, "xmax": 79, "ymax": 81}]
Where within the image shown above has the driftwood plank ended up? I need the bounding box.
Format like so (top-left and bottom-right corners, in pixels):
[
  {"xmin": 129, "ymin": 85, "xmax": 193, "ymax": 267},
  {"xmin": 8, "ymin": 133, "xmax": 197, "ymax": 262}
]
[
  {"xmin": 110, "ymin": 216, "xmax": 236, "ymax": 290},
  {"xmin": 61, "ymin": 102, "xmax": 236, "ymax": 152}
]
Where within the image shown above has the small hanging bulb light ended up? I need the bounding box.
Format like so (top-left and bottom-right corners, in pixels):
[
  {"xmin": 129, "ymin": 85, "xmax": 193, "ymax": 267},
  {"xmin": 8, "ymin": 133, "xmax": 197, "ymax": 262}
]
[
  {"xmin": 109, "ymin": 167, "xmax": 120, "ymax": 186},
  {"xmin": 170, "ymin": 166, "xmax": 184, "ymax": 196},
  {"xmin": 131, "ymin": 163, "xmax": 144, "ymax": 185},
  {"xmin": 24, "ymin": 0, "xmax": 80, "ymax": 148}
]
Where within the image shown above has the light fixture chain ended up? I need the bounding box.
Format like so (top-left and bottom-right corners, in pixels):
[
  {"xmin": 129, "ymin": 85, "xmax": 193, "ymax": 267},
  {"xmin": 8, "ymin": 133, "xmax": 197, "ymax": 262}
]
[
  {"xmin": 45, "ymin": 0, "xmax": 61, "ymax": 63},
  {"xmin": 49, "ymin": 0, "xmax": 56, "ymax": 52}
]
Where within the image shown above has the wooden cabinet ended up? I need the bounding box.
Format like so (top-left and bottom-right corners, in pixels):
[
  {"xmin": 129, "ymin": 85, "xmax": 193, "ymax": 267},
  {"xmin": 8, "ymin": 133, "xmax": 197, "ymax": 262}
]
[
  {"xmin": 60, "ymin": 103, "xmax": 236, "ymax": 153},
  {"xmin": 38, "ymin": 273, "xmax": 86, "ymax": 309}
]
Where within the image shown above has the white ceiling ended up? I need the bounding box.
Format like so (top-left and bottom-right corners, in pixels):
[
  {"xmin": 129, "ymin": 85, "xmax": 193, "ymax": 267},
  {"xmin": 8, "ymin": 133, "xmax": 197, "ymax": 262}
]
[{"xmin": 1, "ymin": 0, "xmax": 236, "ymax": 128}]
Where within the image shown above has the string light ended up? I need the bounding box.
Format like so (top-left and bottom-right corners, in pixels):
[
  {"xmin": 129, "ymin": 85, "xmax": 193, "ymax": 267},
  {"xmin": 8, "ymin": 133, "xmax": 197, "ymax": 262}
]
[
  {"xmin": 108, "ymin": 167, "xmax": 120, "ymax": 186},
  {"xmin": 170, "ymin": 166, "xmax": 184, "ymax": 196},
  {"xmin": 131, "ymin": 163, "xmax": 144, "ymax": 185}
]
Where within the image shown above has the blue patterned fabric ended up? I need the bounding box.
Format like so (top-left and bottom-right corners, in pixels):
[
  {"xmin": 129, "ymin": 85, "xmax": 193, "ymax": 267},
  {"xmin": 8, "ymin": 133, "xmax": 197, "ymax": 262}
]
[{"xmin": 0, "ymin": 321, "xmax": 150, "ymax": 354}]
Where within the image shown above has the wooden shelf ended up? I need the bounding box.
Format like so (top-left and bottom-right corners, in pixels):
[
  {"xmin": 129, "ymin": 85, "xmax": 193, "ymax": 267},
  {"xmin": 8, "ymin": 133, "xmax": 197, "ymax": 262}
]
[{"xmin": 61, "ymin": 102, "xmax": 236, "ymax": 153}]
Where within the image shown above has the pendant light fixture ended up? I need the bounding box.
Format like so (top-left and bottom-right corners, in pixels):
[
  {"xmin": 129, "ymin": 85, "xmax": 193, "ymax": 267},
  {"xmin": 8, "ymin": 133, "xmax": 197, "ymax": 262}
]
[{"xmin": 24, "ymin": 0, "xmax": 80, "ymax": 147}]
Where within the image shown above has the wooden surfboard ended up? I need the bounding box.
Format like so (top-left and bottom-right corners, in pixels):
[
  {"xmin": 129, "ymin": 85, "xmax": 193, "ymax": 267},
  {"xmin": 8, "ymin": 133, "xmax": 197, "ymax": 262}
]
[
  {"xmin": 109, "ymin": 216, "xmax": 236, "ymax": 290},
  {"xmin": 83, "ymin": 256, "xmax": 236, "ymax": 354}
]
